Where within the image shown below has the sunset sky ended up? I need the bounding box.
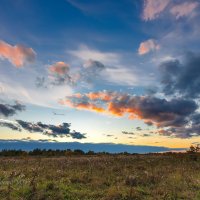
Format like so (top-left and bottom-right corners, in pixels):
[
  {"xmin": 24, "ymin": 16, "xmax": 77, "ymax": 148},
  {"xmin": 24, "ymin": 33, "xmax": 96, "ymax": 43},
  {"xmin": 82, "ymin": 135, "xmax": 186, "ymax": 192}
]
[{"xmin": 0, "ymin": 0, "xmax": 200, "ymax": 151}]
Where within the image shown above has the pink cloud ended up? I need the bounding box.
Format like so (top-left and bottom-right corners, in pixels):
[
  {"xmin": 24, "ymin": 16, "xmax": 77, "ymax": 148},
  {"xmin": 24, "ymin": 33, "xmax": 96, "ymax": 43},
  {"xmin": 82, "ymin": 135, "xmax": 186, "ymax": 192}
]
[
  {"xmin": 138, "ymin": 39, "xmax": 160, "ymax": 55},
  {"xmin": 49, "ymin": 62, "xmax": 70, "ymax": 75},
  {"xmin": 0, "ymin": 40, "xmax": 36, "ymax": 67},
  {"xmin": 142, "ymin": 0, "xmax": 170, "ymax": 21},
  {"xmin": 170, "ymin": 1, "xmax": 199, "ymax": 19}
]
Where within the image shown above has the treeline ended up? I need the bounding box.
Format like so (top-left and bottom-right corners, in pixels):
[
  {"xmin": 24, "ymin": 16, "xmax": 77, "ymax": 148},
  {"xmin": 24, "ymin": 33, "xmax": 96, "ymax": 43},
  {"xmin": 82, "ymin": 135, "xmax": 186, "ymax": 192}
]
[
  {"xmin": 0, "ymin": 149, "xmax": 97, "ymax": 157},
  {"xmin": 0, "ymin": 145, "xmax": 199, "ymax": 157},
  {"xmin": 0, "ymin": 149, "xmax": 122, "ymax": 157}
]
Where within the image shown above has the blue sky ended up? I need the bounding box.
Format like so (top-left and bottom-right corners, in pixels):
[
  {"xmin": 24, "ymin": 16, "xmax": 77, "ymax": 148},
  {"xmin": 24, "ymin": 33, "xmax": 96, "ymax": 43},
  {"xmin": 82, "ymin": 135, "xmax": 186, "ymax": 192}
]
[{"xmin": 0, "ymin": 0, "xmax": 200, "ymax": 151}]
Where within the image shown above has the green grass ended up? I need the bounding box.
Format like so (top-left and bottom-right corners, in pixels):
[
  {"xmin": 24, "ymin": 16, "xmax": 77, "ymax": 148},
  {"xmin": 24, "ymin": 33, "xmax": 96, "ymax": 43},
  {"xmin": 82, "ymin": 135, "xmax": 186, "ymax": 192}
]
[{"xmin": 0, "ymin": 154, "xmax": 199, "ymax": 200}]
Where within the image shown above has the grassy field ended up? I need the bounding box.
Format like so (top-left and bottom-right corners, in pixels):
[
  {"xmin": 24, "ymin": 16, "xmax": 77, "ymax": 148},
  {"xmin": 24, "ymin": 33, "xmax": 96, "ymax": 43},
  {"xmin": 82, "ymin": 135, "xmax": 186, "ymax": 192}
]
[{"xmin": 0, "ymin": 154, "xmax": 200, "ymax": 200}]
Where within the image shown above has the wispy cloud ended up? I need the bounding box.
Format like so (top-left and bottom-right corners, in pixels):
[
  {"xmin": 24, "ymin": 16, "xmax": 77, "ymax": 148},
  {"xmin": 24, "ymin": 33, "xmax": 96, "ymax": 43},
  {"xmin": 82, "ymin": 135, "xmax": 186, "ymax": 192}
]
[
  {"xmin": 142, "ymin": 0, "xmax": 171, "ymax": 21},
  {"xmin": 68, "ymin": 44, "xmax": 120, "ymax": 65},
  {"xmin": 170, "ymin": 1, "xmax": 199, "ymax": 19},
  {"xmin": 142, "ymin": 0, "xmax": 199, "ymax": 21}
]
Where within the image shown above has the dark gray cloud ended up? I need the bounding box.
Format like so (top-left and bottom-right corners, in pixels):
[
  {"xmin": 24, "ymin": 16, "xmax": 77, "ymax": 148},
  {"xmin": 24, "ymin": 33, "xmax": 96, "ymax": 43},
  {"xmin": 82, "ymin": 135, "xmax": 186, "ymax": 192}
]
[
  {"xmin": 0, "ymin": 120, "xmax": 21, "ymax": 131},
  {"xmin": 106, "ymin": 134, "xmax": 114, "ymax": 137},
  {"xmin": 106, "ymin": 94, "xmax": 197, "ymax": 128},
  {"xmin": 122, "ymin": 131, "xmax": 135, "ymax": 135},
  {"xmin": 17, "ymin": 120, "xmax": 86, "ymax": 139},
  {"xmin": 145, "ymin": 121, "xmax": 153, "ymax": 126},
  {"xmin": 138, "ymin": 97, "xmax": 197, "ymax": 127},
  {"xmin": 141, "ymin": 134, "xmax": 151, "ymax": 137},
  {"xmin": 70, "ymin": 131, "xmax": 86, "ymax": 139},
  {"xmin": 158, "ymin": 112, "xmax": 200, "ymax": 138},
  {"xmin": 0, "ymin": 102, "xmax": 25, "ymax": 117},
  {"xmin": 1, "ymin": 120, "xmax": 86, "ymax": 139},
  {"xmin": 136, "ymin": 127, "xmax": 142, "ymax": 131},
  {"xmin": 53, "ymin": 112, "xmax": 65, "ymax": 116},
  {"xmin": 160, "ymin": 53, "xmax": 200, "ymax": 98}
]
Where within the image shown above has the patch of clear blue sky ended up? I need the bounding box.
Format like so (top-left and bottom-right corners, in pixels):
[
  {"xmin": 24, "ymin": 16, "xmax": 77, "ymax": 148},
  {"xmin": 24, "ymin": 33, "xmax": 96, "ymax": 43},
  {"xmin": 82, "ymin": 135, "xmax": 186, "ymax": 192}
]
[{"xmin": 0, "ymin": 0, "xmax": 145, "ymax": 59}]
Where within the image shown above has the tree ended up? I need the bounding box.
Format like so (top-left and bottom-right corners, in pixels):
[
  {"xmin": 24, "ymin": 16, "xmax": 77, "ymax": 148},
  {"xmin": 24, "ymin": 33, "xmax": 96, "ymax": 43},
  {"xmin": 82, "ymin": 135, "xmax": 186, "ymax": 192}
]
[{"xmin": 188, "ymin": 145, "xmax": 200, "ymax": 153}]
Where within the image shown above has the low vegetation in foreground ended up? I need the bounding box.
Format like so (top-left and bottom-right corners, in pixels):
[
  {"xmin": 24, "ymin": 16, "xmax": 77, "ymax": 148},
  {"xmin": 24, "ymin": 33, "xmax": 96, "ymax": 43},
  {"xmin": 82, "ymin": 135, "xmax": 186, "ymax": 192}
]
[{"xmin": 0, "ymin": 150, "xmax": 200, "ymax": 200}]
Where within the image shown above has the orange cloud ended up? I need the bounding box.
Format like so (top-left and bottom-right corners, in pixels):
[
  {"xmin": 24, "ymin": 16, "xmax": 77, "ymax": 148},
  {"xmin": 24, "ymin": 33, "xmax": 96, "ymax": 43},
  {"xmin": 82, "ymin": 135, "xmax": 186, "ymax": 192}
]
[
  {"xmin": 49, "ymin": 61, "xmax": 70, "ymax": 75},
  {"xmin": 0, "ymin": 40, "xmax": 36, "ymax": 67},
  {"xmin": 60, "ymin": 91, "xmax": 197, "ymax": 130},
  {"xmin": 60, "ymin": 98, "xmax": 106, "ymax": 113},
  {"xmin": 138, "ymin": 39, "xmax": 160, "ymax": 55},
  {"xmin": 86, "ymin": 91, "xmax": 116, "ymax": 101}
]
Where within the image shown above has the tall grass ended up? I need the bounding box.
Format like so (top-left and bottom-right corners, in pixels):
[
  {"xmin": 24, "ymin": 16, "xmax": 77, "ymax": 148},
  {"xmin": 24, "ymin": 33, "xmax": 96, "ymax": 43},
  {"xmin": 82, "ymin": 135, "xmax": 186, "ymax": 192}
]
[{"xmin": 0, "ymin": 154, "xmax": 199, "ymax": 199}]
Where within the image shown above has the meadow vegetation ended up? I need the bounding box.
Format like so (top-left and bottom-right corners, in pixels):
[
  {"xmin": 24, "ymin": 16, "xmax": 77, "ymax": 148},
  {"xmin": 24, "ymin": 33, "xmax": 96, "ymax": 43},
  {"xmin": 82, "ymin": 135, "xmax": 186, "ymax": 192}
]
[{"xmin": 0, "ymin": 150, "xmax": 199, "ymax": 200}]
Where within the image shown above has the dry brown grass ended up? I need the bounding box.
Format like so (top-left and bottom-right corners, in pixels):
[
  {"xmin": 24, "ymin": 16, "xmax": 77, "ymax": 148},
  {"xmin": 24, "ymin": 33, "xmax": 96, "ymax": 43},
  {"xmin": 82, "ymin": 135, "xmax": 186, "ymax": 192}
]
[{"xmin": 0, "ymin": 154, "xmax": 199, "ymax": 199}]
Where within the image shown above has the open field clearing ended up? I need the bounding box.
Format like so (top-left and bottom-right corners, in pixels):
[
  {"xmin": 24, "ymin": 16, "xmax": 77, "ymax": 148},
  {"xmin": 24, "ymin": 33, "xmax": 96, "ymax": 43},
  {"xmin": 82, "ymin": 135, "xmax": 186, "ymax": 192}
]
[{"xmin": 0, "ymin": 154, "xmax": 200, "ymax": 200}]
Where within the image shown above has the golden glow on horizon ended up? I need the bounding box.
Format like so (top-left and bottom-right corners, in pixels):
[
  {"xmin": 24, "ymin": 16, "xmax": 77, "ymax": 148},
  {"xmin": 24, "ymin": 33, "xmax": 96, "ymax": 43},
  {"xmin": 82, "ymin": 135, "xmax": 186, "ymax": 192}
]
[{"xmin": 0, "ymin": 127, "xmax": 199, "ymax": 149}]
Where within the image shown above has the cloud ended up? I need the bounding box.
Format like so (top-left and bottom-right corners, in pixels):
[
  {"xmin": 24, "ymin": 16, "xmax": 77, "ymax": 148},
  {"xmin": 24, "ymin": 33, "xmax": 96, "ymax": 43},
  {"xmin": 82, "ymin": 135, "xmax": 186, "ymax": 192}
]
[
  {"xmin": 0, "ymin": 40, "xmax": 36, "ymax": 67},
  {"xmin": 67, "ymin": 45, "xmax": 142, "ymax": 86},
  {"xmin": 37, "ymin": 59, "xmax": 106, "ymax": 88},
  {"xmin": 159, "ymin": 52, "xmax": 200, "ymax": 98},
  {"xmin": 1, "ymin": 119, "xmax": 86, "ymax": 139},
  {"xmin": 49, "ymin": 61, "xmax": 70, "ymax": 75},
  {"xmin": 170, "ymin": 1, "xmax": 199, "ymax": 19},
  {"xmin": 142, "ymin": 0, "xmax": 199, "ymax": 21},
  {"xmin": 60, "ymin": 91, "xmax": 197, "ymax": 129},
  {"xmin": 36, "ymin": 62, "xmax": 73, "ymax": 88},
  {"xmin": 106, "ymin": 134, "xmax": 114, "ymax": 137},
  {"xmin": 60, "ymin": 98, "xmax": 106, "ymax": 113},
  {"xmin": 80, "ymin": 59, "xmax": 106, "ymax": 83},
  {"xmin": 35, "ymin": 77, "xmax": 46, "ymax": 88},
  {"xmin": 136, "ymin": 127, "xmax": 142, "ymax": 131},
  {"xmin": 138, "ymin": 39, "xmax": 160, "ymax": 55},
  {"xmin": 68, "ymin": 44, "xmax": 120, "ymax": 65},
  {"xmin": 102, "ymin": 66, "xmax": 139, "ymax": 86},
  {"xmin": 122, "ymin": 131, "xmax": 135, "ymax": 135},
  {"xmin": 142, "ymin": 0, "xmax": 171, "ymax": 21},
  {"xmin": 86, "ymin": 91, "xmax": 117, "ymax": 101},
  {"xmin": 59, "ymin": 90, "xmax": 200, "ymax": 139},
  {"xmin": 48, "ymin": 61, "xmax": 73, "ymax": 86},
  {"xmin": 70, "ymin": 130, "xmax": 86, "ymax": 139},
  {"xmin": 141, "ymin": 133, "xmax": 151, "ymax": 137},
  {"xmin": 66, "ymin": 0, "xmax": 102, "ymax": 14},
  {"xmin": 53, "ymin": 112, "xmax": 65, "ymax": 116},
  {"xmin": 0, "ymin": 80, "xmax": 73, "ymax": 108},
  {"xmin": 157, "ymin": 108, "xmax": 200, "ymax": 138},
  {"xmin": 0, "ymin": 119, "xmax": 21, "ymax": 131},
  {"xmin": 0, "ymin": 102, "xmax": 25, "ymax": 117}
]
